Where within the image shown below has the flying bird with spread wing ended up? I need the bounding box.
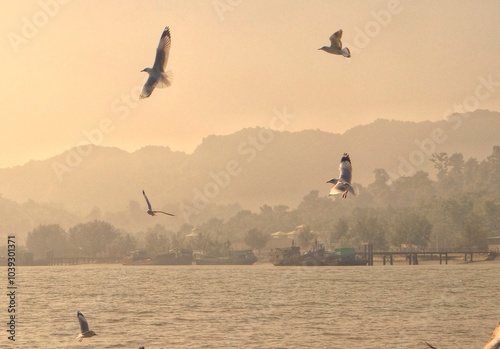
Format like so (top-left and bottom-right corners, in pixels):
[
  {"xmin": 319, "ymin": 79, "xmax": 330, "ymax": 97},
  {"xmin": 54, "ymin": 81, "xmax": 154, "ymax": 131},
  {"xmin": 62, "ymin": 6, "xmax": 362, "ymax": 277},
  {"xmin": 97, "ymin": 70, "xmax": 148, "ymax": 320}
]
[
  {"xmin": 327, "ymin": 153, "xmax": 356, "ymax": 198},
  {"xmin": 76, "ymin": 311, "xmax": 97, "ymax": 342},
  {"xmin": 142, "ymin": 190, "xmax": 174, "ymax": 216},
  {"xmin": 424, "ymin": 321, "xmax": 500, "ymax": 349},
  {"xmin": 318, "ymin": 29, "xmax": 351, "ymax": 58},
  {"xmin": 140, "ymin": 26, "xmax": 172, "ymax": 99},
  {"xmin": 484, "ymin": 323, "xmax": 500, "ymax": 349}
]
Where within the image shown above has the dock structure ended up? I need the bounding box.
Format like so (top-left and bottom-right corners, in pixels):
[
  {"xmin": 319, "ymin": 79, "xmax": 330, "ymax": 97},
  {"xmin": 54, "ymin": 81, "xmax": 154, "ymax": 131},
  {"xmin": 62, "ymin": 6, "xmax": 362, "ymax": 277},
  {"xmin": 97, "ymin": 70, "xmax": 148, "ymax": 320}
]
[
  {"xmin": 47, "ymin": 257, "xmax": 118, "ymax": 265},
  {"xmin": 18, "ymin": 251, "xmax": 121, "ymax": 266},
  {"xmin": 363, "ymin": 243, "xmax": 374, "ymax": 266},
  {"xmin": 362, "ymin": 245, "xmax": 489, "ymax": 266},
  {"xmin": 38, "ymin": 251, "xmax": 118, "ymax": 265}
]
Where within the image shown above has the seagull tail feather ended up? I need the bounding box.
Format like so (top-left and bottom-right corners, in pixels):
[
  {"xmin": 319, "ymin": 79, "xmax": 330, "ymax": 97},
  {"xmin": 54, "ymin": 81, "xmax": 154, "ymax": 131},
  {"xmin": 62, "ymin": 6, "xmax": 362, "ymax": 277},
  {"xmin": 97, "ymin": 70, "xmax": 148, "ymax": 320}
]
[
  {"xmin": 342, "ymin": 47, "xmax": 351, "ymax": 58},
  {"xmin": 156, "ymin": 70, "xmax": 173, "ymax": 88},
  {"xmin": 349, "ymin": 185, "xmax": 358, "ymax": 197}
]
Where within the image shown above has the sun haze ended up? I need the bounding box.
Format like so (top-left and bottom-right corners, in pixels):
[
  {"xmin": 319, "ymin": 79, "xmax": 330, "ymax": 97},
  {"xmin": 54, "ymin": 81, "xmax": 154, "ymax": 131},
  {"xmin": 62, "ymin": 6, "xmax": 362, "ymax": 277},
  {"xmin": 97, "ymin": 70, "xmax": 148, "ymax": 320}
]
[{"xmin": 1, "ymin": 0, "xmax": 499, "ymax": 168}]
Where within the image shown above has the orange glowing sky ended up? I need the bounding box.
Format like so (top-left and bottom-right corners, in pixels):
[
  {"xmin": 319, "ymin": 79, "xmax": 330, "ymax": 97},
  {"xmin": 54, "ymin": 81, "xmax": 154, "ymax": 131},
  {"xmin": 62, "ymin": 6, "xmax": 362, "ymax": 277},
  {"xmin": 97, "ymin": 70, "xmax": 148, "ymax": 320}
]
[{"xmin": 1, "ymin": 0, "xmax": 499, "ymax": 168}]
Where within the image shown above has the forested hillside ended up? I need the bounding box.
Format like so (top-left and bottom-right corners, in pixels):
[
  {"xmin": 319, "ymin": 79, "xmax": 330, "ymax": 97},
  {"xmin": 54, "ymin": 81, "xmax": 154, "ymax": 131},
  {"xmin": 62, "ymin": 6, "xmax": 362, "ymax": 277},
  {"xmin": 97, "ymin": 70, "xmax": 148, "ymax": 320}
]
[{"xmin": 20, "ymin": 146, "xmax": 500, "ymax": 260}]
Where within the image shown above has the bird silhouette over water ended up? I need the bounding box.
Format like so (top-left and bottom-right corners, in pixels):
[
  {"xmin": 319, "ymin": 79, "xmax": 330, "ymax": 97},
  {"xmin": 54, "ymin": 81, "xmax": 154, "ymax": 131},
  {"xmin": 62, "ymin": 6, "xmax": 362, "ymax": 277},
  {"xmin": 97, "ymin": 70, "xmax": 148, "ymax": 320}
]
[
  {"xmin": 484, "ymin": 323, "xmax": 500, "ymax": 349},
  {"xmin": 140, "ymin": 26, "xmax": 172, "ymax": 99},
  {"xmin": 142, "ymin": 190, "xmax": 174, "ymax": 216},
  {"xmin": 327, "ymin": 153, "xmax": 356, "ymax": 198},
  {"xmin": 76, "ymin": 311, "xmax": 97, "ymax": 342},
  {"xmin": 424, "ymin": 321, "xmax": 500, "ymax": 349},
  {"xmin": 318, "ymin": 29, "xmax": 351, "ymax": 58}
]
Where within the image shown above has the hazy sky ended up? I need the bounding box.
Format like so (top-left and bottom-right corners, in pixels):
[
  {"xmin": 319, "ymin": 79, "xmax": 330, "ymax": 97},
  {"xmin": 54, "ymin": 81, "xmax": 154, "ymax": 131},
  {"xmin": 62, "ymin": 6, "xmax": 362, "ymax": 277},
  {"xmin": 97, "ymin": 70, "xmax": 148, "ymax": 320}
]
[{"xmin": 1, "ymin": 0, "xmax": 499, "ymax": 168}]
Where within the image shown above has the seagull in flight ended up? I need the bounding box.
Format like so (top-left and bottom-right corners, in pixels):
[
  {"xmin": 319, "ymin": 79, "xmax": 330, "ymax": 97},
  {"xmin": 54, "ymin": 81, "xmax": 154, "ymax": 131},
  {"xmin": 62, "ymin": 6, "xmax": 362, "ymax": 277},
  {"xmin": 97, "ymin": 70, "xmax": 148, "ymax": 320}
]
[
  {"xmin": 140, "ymin": 26, "xmax": 172, "ymax": 99},
  {"xmin": 318, "ymin": 29, "xmax": 351, "ymax": 58},
  {"xmin": 484, "ymin": 323, "xmax": 500, "ymax": 349},
  {"xmin": 327, "ymin": 153, "xmax": 356, "ymax": 198},
  {"xmin": 142, "ymin": 190, "xmax": 174, "ymax": 216},
  {"xmin": 76, "ymin": 311, "xmax": 97, "ymax": 342},
  {"xmin": 424, "ymin": 321, "xmax": 500, "ymax": 349}
]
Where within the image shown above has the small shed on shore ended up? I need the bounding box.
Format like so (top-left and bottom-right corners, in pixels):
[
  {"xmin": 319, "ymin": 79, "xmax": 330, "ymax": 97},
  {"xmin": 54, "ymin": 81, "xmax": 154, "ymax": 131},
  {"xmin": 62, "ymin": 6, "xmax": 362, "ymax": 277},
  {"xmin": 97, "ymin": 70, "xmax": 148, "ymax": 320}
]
[{"xmin": 486, "ymin": 235, "xmax": 500, "ymax": 252}]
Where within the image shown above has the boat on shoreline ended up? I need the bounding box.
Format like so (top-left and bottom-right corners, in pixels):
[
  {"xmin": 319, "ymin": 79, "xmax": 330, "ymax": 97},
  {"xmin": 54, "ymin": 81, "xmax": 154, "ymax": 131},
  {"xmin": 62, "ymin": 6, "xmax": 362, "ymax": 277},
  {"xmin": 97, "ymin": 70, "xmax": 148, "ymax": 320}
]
[
  {"xmin": 195, "ymin": 249, "xmax": 258, "ymax": 265},
  {"xmin": 271, "ymin": 245, "xmax": 367, "ymax": 266},
  {"xmin": 123, "ymin": 249, "xmax": 193, "ymax": 265}
]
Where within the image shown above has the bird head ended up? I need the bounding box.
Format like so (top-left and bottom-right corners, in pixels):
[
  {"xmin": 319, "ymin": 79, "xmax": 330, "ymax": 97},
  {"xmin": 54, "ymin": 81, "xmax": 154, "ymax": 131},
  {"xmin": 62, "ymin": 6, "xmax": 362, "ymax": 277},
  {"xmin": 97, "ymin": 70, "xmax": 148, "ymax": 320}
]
[
  {"xmin": 318, "ymin": 46, "xmax": 328, "ymax": 51},
  {"xmin": 327, "ymin": 178, "xmax": 339, "ymax": 184},
  {"xmin": 141, "ymin": 68, "xmax": 151, "ymax": 73}
]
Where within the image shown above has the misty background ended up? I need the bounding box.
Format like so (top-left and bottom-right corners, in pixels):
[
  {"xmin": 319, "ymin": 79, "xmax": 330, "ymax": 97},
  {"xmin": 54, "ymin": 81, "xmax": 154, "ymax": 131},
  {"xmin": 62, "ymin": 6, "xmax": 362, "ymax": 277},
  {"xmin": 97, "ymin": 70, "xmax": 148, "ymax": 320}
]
[
  {"xmin": 1, "ymin": 1, "xmax": 499, "ymax": 259},
  {"xmin": 1, "ymin": 111, "xmax": 500, "ymax": 260},
  {"xmin": 2, "ymin": 1, "xmax": 500, "ymax": 167}
]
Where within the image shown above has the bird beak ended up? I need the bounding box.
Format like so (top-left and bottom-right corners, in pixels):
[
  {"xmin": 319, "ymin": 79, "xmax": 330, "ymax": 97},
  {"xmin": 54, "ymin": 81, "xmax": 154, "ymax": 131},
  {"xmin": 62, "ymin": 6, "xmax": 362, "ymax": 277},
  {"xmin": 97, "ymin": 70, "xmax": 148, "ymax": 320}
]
[{"xmin": 140, "ymin": 69, "xmax": 145, "ymax": 72}]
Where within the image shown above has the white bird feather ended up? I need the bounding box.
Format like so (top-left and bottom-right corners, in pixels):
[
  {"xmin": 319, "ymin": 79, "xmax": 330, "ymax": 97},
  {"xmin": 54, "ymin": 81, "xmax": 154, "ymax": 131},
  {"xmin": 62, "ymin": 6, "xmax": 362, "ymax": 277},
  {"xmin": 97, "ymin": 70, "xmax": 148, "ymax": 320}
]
[
  {"xmin": 327, "ymin": 153, "xmax": 356, "ymax": 198},
  {"xmin": 140, "ymin": 26, "xmax": 172, "ymax": 99},
  {"xmin": 142, "ymin": 190, "xmax": 175, "ymax": 216}
]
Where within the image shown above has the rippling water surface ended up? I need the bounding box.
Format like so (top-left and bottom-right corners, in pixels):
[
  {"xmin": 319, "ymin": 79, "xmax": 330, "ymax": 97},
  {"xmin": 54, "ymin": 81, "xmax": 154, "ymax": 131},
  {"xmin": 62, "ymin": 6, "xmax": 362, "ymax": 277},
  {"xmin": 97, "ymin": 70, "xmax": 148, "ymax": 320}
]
[{"xmin": 14, "ymin": 263, "xmax": 500, "ymax": 348}]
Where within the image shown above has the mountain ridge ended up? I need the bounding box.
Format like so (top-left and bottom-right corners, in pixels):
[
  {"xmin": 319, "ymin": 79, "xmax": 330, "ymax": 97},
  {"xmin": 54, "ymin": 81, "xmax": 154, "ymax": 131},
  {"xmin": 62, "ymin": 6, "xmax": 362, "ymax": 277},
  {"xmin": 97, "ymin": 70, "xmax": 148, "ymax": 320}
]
[{"xmin": 0, "ymin": 110, "xmax": 499, "ymax": 214}]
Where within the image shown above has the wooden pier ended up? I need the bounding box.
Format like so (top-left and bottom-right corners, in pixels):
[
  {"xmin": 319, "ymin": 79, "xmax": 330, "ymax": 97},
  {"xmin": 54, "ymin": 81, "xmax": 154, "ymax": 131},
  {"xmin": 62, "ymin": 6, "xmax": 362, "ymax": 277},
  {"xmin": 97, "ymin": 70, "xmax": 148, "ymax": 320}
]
[
  {"xmin": 361, "ymin": 244, "xmax": 490, "ymax": 265},
  {"xmin": 46, "ymin": 256, "xmax": 119, "ymax": 266}
]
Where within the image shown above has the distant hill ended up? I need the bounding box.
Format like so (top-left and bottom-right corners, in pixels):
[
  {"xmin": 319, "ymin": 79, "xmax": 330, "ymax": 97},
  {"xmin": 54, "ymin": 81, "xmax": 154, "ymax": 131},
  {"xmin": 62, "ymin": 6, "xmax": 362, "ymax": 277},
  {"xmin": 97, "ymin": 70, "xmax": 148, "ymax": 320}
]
[{"xmin": 0, "ymin": 110, "xmax": 499, "ymax": 215}]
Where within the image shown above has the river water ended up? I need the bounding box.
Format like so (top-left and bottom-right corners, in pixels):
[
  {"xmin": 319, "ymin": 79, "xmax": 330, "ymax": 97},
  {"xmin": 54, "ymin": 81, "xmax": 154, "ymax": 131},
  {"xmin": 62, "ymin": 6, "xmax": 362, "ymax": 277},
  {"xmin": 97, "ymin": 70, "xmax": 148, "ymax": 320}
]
[{"xmin": 9, "ymin": 263, "xmax": 500, "ymax": 348}]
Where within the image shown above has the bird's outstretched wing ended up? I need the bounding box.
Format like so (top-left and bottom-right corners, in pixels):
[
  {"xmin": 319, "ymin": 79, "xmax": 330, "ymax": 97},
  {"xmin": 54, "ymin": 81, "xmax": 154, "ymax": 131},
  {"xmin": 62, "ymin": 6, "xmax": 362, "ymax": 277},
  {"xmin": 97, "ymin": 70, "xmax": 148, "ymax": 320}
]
[
  {"xmin": 329, "ymin": 29, "xmax": 343, "ymax": 49},
  {"xmin": 423, "ymin": 341, "xmax": 437, "ymax": 349},
  {"xmin": 77, "ymin": 311, "xmax": 90, "ymax": 333},
  {"xmin": 140, "ymin": 26, "xmax": 171, "ymax": 99},
  {"xmin": 140, "ymin": 75, "xmax": 159, "ymax": 99},
  {"xmin": 142, "ymin": 190, "xmax": 153, "ymax": 211},
  {"xmin": 329, "ymin": 182, "xmax": 357, "ymax": 197},
  {"xmin": 152, "ymin": 26, "xmax": 171, "ymax": 72},
  {"xmin": 153, "ymin": 210, "xmax": 175, "ymax": 216},
  {"xmin": 423, "ymin": 322, "xmax": 500, "ymax": 349},
  {"xmin": 338, "ymin": 153, "xmax": 352, "ymax": 184},
  {"xmin": 484, "ymin": 322, "xmax": 500, "ymax": 349}
]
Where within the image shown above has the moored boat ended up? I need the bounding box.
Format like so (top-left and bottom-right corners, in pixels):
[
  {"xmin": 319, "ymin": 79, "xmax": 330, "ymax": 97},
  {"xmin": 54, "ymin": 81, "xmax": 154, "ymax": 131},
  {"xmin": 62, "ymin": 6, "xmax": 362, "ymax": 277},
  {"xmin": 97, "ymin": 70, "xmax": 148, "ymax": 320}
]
[
  {"xmin": 123, "ymin": 249, "xmax": 193, "ymax": 265},
  {"xmin": 195, "ymin": 249, "xmax": 258, "ymax": 265},
  {"xmin": 271, "ymin": 245, "xmax": 367, "ymax": 266}
]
